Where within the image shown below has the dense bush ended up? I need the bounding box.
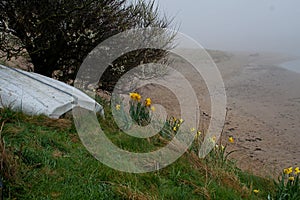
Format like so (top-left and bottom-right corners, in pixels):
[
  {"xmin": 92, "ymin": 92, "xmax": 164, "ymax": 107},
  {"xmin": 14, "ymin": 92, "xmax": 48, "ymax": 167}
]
[{"xmin": 0, "ymin": 0, "xmax": 174, "ymax": 89}]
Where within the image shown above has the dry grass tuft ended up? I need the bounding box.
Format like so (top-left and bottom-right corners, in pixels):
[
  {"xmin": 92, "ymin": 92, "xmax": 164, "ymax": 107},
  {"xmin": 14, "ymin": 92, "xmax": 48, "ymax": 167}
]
[
  {"xmin": 95, "ymin": 181, "xmax": 155, "ymax": 200},
  {"xmin": 0, "ymin": 121, "xmax": 19, "ymax": 182},
  {"xmin": 180, "ymin": 179, "xmax": 211, "ymax": 200},
  {"xmin": 26, "ymin": 116, "xmax": 72, "ymax": 131}
]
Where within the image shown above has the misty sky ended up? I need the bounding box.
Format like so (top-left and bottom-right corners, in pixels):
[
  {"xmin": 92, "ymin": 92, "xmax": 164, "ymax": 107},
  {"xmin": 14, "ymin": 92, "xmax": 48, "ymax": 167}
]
[{"xmin": 156, "ymin": 0, "xmax": 300, "ymax": 56}]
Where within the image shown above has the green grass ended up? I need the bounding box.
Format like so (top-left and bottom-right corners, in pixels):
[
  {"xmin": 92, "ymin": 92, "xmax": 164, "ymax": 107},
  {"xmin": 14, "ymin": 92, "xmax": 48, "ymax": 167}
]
[{"xmin": 0, "ymin": 104, "xmax": 278, "ymax": 200}]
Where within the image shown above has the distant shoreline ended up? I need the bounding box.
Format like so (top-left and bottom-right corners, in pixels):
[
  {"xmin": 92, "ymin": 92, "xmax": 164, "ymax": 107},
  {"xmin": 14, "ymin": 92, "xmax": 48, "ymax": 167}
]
[{"xmin": 279, "ymin": 59, "xmax": 300, "ymax": 74}]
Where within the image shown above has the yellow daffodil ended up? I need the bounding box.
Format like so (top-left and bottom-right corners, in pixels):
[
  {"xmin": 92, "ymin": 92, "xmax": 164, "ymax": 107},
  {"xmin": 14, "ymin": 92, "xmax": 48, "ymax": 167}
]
[
  {"xmin": 179, "ymin": 119, "xmax": 183, "ymax": 123},
  {"xmin": 151, "ymin": 106, "xmax": 155, "ymax": 112},
  {"xmin": 253, "ymin": 189, "xmax": 259, "ymax": 194},
  {"xmin": 194, "ymin": 131, "xmax": 201, "ymax": 139},
  {"xmin": 211, "ymin": 136, "xmax": 216, "ymax": 143},
  {"xmin": 115, "ymin": 104, "xmax": 121, "ymax": 110},
  {"xmin": 294, "ymin": 167, "xmax": 300, "ymax": 175},
  {"xmin": 145, "ymin": 98, "xmax": 151, "ymax": 107},
  {"xmin": 129, "ymin": 92, "xmax": 136, "ymax": 99},
  {"xmin": 173, "ymin": 126, "xmax": 177, "ymax": 131},
  {"xmin": 284, "ymin": 167, "xmax": 293, "ymax": 175},
  {"xmin": 288, "ymin": 176, "xmax": 295, "ymax": 181},
  {"xmin": 190, "ymin": 127, "xmax": 195, "ymax": 132},
  {"xmin": 221, "ymin": 145, "xmax": 225, "ymax": 150},
  {"xmin": 228, "ymin": 136, "xmax": 234, "ymax": 143},
  {"xmin": 129, "ymin": 92, "xmax": 141, "ymax": 101},
  {"xmin": 283, "ymin": 168, "xmax": 289, "ymax": 174}
]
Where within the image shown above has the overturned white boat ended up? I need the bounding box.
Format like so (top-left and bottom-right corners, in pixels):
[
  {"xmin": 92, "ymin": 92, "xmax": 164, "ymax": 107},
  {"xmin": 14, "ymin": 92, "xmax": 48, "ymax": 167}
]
[{"xmin": 0, "ymin": 64, "xmax": 104, "ymax": 118}]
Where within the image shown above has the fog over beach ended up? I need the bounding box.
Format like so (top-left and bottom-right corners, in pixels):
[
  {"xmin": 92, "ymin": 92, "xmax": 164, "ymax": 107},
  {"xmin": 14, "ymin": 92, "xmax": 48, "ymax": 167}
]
[{"xmin": 156, "ymin": 0, "xmax": 300, "ymax": 57}]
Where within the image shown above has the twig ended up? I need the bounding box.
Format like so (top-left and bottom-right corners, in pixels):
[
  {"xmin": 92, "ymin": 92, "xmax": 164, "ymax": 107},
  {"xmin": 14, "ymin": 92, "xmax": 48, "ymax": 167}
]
[
  {"xmin": 219, "ymin": 107, "xmax": 229, "ymax": 146},
  {"xmin": 0, "ymin": 120, "xmax": 6, "ymax": 138}
]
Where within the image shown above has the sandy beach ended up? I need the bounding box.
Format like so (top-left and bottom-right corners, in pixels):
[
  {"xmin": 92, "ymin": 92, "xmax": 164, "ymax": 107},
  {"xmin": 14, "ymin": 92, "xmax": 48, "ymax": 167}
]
[
  {"xmin": 216, "ymin": 51, "xmax": 300, "ymax": 177},
  {"xmin": 133, "ymin": 49, "xmax": 300, "ymax": 177},
  {"xmin": 190, "ymin": 50, "xmax": 300, "ymax": 177}
]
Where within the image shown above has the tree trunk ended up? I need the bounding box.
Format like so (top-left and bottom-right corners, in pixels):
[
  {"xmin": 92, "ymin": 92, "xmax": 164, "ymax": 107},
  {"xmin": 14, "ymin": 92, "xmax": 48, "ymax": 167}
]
[{"xmin": 30, "ymin": 52, "xmax": 58, "ymax": 77}]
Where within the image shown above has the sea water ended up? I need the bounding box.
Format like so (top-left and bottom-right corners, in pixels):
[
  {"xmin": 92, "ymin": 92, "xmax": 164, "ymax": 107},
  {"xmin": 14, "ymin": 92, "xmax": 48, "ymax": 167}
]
[{"xmin": 280, "ymin": 59, "xmax": 300, "ymax": 73}]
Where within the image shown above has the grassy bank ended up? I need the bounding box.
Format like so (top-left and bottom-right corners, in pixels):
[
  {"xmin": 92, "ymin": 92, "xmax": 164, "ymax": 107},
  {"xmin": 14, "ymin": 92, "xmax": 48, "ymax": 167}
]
[{"xmin": 0, "ymin": 101, "xmax": 290, "ymax": 199}]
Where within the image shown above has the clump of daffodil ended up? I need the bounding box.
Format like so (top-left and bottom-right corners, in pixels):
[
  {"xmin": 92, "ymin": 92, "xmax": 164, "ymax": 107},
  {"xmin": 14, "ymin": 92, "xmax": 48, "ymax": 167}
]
[
  {"xmin": 160, "ymin": 116, "xmax": 184, "ymax": 139},
  {"xmin": 273, "ymin": 166, "xmax": 300, "ymax": 199},
  {"xmin": 189, "ymin": 129, "xmax": 203, "ymax": 154},
  {"xmin": 203, "ymin": 133, "xmax": 239, "ymax": 168},
  {"xmin": 129, "ymin": 92, "xmax": 152, "ymax": 126},
  {"xmin": 172, "ymin": 118, "xmax": 184, "ymax": 133}
]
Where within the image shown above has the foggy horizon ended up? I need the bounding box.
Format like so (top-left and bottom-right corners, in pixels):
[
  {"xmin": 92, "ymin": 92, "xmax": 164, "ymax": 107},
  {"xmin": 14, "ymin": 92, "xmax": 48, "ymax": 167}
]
[{"xmin": 156, "ymin": 0, "xmax": 300, "ymax": 57}]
